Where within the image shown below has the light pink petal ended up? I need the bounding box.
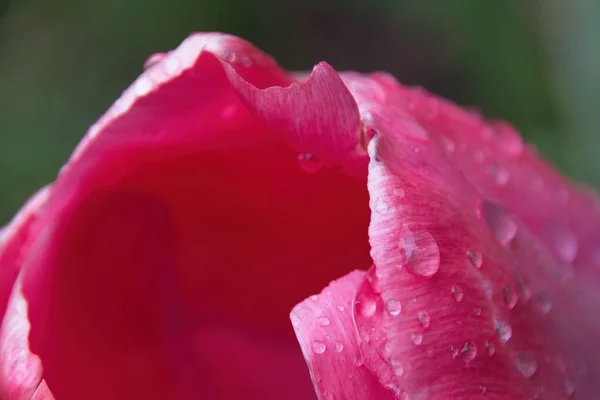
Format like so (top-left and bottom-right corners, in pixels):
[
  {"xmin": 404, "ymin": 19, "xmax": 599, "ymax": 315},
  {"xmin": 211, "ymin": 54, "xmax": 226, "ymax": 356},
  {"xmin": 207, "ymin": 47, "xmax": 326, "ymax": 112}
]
[{"xmin": 291, "ymin": 270, "xmax": 395, "ymax": 400}]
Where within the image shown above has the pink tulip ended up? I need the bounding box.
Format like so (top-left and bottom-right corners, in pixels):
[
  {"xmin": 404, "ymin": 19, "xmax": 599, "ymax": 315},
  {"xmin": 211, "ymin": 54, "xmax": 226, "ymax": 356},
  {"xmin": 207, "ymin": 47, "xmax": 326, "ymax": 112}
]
[{"xmin": 0, "ymin": 32, "xmax": 598, "ymax": 400}]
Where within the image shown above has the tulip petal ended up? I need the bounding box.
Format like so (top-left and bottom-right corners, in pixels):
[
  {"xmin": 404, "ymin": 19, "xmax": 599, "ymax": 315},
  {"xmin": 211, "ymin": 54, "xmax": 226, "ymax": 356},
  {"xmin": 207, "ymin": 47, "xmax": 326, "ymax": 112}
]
[
  {"xmin": 11, "ymin": 33, "xmax": 371, "ymax": 399},
  {"xmin": 342, "ymin": 74, "xmax": 600, "ymax": 399},
  {"xmin": 291, "ymin": 270, "xmax": 395, "ymax": 400}
]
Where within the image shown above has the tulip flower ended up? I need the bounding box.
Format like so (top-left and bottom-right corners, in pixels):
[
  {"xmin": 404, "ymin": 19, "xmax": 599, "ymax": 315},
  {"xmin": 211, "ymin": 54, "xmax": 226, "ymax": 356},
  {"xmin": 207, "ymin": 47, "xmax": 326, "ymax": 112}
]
[{"xmin": 0, "ymin": 32, "xmax": 598, "ymax": 400}]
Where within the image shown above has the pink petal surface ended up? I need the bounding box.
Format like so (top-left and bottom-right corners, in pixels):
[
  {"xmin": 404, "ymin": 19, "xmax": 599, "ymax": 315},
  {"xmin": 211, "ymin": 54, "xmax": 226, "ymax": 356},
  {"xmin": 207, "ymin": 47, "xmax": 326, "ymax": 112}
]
[
  {"xmin": 3, "ymin": 33, "xmax": 371, "ymax": 399},
  {"xmin": 291, "ymin": 270, "xmax": 395, "ymax": 400},
  {"xmin": 340, "ymin": 74, "xmax": 600, "ymax": 399}
]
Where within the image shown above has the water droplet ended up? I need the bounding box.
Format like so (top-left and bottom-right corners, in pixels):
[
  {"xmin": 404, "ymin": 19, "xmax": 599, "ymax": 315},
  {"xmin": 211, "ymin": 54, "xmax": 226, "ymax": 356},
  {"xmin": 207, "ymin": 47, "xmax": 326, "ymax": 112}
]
[
  {"xmin": 550, "ymin": 227, "xmax": 578, "ymax": 263},
  {"xmin": 482, "ymin": 280, "xmax": 493, "ymax": 298},
  {"xmin": 353, "ymin": 355, "xmax": 365, "ymax": 367},
  {"xmin": 311, "ymin": 341, "xmax": 327, "ymax": 354},
  {"xmin": 310, "ymin": 295, "xmax": 319, "ymax": 301},
  {"xmin": 515, "ymin": 352, "xmax": 537, "ymax": 377},
  {"xmin": 386, "ymin": 299, "xmax": 402, "ymax": 316},
  {"xmin": 334, "ymin": 342, "xmax": 344, "ymax": 353},
  {"xmin": 317, "ymin": 316, "xmax": 331, "ymax": 326},
  {"xmin": 144, "ymin": 52, "xmax": 165, "ymax": 69},
  {"xmin": 489, "ymin": 122, "xmax": 524, "ymax": 157},
  {"xmin": 503, "ymin": 285, "xmax": 518, "ymax": 309},
  {"xmin": 450, "ymin": 345, "xmax": 459, "ymax": 359},
  {"xmin": 440, "ymin": 136, "xmax": 456, "ymax": 154},
  {"xmin": 410, "ymin": 332, "xmax": 423, "ymax": 346},
  {"xmin": 337, "ymin": 305, "xmax": 345, "ymax": 312},
  {"xmin": 399, "ymin": 226, "xmax": 440, "ymax": 277},
  {"xmin": 298, "ymin": 153, "xmax": 324, "ymax": 173},
  {"xmin": 418, "ymin": 310, "xmax": 431, "ymax": 328},
  {"xmin": 451, "ymin": 284, "xmax": 464, "ymax": 302},
  {"xmin": 473, "ymin": 307, "xmax": 482, "ymax": 316},
  {"xmin": 488, "ymin": 162, "xmax": 510, "ymax": 186},
  {"xmin": 494, "ymin": 319, "xmax": 513, "ymax": 343},
  {"xmin": 563, "ymin": 379, "xmax": 575, "ymax": 395},
  {"xmin": 391, "ymin": 359, "xmax": 404, "ymax": 376},
  {"xmin": 516, "ymin": 276, "xmax": 532, "ymax": 303},
  {"xmin": 467, "ymin": 249, "xmax": 483, "ymax": 268},
  {"xmin": 356, "ymin": 296, "xmax": 378, "ymax": 318},
  {"xmin": 461, "ymin": 340, "xmax": 477, "ymax": 361},
  {"xmin": 482, "ymin": 201, "xmax": 518, "ymax": 245},
  {"xmin": 485, "ymin": 340, "xmax": 496, "ymax": 356},
  {"xmin": 533, "ymin": 294, "xmax": 552, "ymax": 314}
]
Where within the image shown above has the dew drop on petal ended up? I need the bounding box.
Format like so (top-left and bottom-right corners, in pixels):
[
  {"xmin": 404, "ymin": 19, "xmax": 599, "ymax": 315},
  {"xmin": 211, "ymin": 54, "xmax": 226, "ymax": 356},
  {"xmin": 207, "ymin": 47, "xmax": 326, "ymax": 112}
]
[
  {"xmin": 334, "ymin": 342, "xmax": 344, "ymax": 353},
  {"xmin": 311, "ymin": 341, "xmax": 327, "ymax": 354},
  {"xmin": 550, "ymin": 227, "xmax": 578, "ymax": 263},
  {"xmin": 450, "ymin": 345, "xmax": 459, "ymax": 359},
  {"xmin": 410, "ymin": 332, "xmax": 423, "ymax": 346},
  {"xmin": 317, "ymin": 316, "xmax": 331, "ymax": 327},
  {"xmin": 503, "ymin": 285, "xmax": 518, "ymax": 309},
  {"xmin": 461, "ymin": 340, "xmax": 477, "ymax": 361},
  {"xmin": 488, "ymin": 162, "xmax": 510, "ymax": 186},
  {"xmin": 515, "ymin": 352, "xmax": 537, "ymax": 377},
  {"xmin": 489, "ymin": 122, "xmax": 524, "ymax": 157},
  {"xmin": 451, "ymin": 284, "xmax": 464, "ymax": 302},
  {"xmin": 533, "ymin": 294, "xmax": 552, "ymax": 314},
  {"xmin": 440, "ymin": 136, "xmax": 456, "ymax": 154},
  {"xmin": 400, "ymin": 227, "xmax": 440, "ymax": 278},
  {"xmin": 391, "ymin": 359, "xmax": 404, "ymax": 377},
  {"xmin": 418, "ymin": 310, "xmax": 431, "ymax": 329},
  {"xmin": 337, "ymin": 305, "xmax": 345, "ymax": 312},
  {"xmin": 297, "ymin": 153, "xmax": 323, "ymax": 173},
  {"xmin": 485, "ymin": 340, "xmax": 496, "ymax": 356},
  {"xmin": 516, "ymin": 276, "xmax": 532, "ymax": 303},
  {"xmin": 386, "ymin": 299, "xmax": 402, "ymax": 316},
  {"xmin": 467, "ymin": 249, "xmax": 483, "ymax": 268},
  {"xmin": 482, "ymin": 201, "xmax": 518, "ymax": 246},
  {"xmin": 494, "ymin": 319, "xmax": 513, "ymax": 343}
]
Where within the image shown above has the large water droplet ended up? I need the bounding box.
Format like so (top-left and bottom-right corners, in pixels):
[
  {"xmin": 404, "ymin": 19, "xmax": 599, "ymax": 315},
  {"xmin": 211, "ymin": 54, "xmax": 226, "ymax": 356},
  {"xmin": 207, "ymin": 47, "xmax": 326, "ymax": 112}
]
[
  {"xmin": 482, "ymin": 201, "xmax": 518, "ymax": 245},
  {"xmin": 386, "ymin": 299, "xmax": 402, "ymax": 316},
  {"xmin": 451, "ymin": 284, "xmax": 464, "ymax": 302},
  {"xmin": 312, "ymin": 341, "xmax": 327, "ymax": 354},
  {"xmin": 410, "ymin": 332, "xmax": 423, "ymax": 346},
  {"xmin": 399, "ymin": 226, "xmax": 440, "ymax": 277},
  {"xmin": 515, "ymin": 352, "xmax": 537, "ymax": 377},
  {"xmin": 503, "ymin": 285, "xmax": 518, "ymax": 309},
  {"xmin": 494, "ymin": 319, "xmax": 513, "ymax": 343},
  {"xmin": 467, "ymin": 249, "xmax": 483, "ymax": 268},
  {"xmin": 297, "ymin": 153, "xmax": 324, "ymax": 173},
  {"xmin": 418, "ymin": 310, "xmax": 431, "ymax": 328},
  {"xmin": 317, "ymin": 316, "xmax": 331, "ymax": 326},
  {"xmin": 461, "ymin": 340, "xmax": 477, "ymax": 361}
]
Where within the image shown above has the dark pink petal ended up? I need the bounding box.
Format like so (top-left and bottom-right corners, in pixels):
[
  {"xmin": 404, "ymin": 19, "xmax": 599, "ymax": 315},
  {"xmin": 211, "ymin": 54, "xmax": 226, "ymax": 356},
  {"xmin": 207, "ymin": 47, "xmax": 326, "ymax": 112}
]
[
  {"xmin": 10, "ymin": 33, "xmax": 370, "ymax": 399},
  {"xmin": 342, "ymin": 74, "xmax": 600, "ymax": 399},
  {"xmin": 291, "ymin": 270, "xmax": 395, "ymax": 400}
]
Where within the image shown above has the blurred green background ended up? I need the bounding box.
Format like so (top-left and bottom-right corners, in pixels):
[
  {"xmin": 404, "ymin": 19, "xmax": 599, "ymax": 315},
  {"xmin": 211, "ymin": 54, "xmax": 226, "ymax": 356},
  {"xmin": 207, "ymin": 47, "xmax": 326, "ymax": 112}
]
[{"xmin": 0, "ymin": 0, "xmax": 598, "ymax": 224}]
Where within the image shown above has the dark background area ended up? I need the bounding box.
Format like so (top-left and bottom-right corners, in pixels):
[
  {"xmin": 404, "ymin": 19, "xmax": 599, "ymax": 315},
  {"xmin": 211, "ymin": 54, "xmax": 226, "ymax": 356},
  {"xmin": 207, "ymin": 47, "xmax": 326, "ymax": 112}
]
[{"xmin": 0, "ymin": 0, "xmax": 598, "ymax": 224}]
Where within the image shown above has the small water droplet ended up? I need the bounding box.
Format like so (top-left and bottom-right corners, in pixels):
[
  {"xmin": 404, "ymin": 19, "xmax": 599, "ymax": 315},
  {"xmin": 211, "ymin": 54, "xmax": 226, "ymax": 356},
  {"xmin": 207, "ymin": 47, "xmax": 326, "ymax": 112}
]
[
  {"xmin": 482, "ymin": 201, "xmax": 518, "ymax": 245},
  {"xmin": 563, "ymin": 379, "xmax": 575, "ymax": 395},
  {"xmin": 334, "ymin": 342, "xmax": 344, "ymax": 353},
  {"xmin": 311, "ymin": 341, "xmax": 327, "ymax": 354},
  {"xmin": 310, "ymin": 295, "xmax": 319, "ymax": 301},
  {"xmin": 144, "ymin": 52, "xmax": 166, "ymax": 69},
  {"xmin": 440, "ymin": 136, "xmax": 456, "ymax": 154},
  {"xmin": 356, "ymin": 297, "xmax": 378, "ymax": 318},
  {"xmin": 467, "ymin": 249, "xmax": 483, "ymax": 268},
  {"xmin": 399, "ymin": 226, "xmax": 440, "ymax": 277},
  {"xmin": 353, "ymin": 355, "xmax": 364, "ymax": 367},
  {"xmin": 337, "ymin": 305, "xmax": 345, "ymax": 312},
  {"xmin": 317, "ymin": 316, "xmax": 331, "ymax": 326},
  {"xmin": 461, "ymin": 340, "xmax": 477, "ymax": 361},
  {"xmin": 386, "ymin": 299, "xmax": 402, "ymax": 316},
  {"xmin": 482, "ymin": 280, "xmax": 493, "ymax": 298},
  {"xmin": 451, "ymin": 284, "xmax": 464, "ymax": 302},
  {"xmin": 516, "ymin": 276, "xmax": 532, "ymax": 303},
  {"xmin": 515, "ymin": 352, "xmax": 537, "ymax": 377},
  {"xmin": 485, "ymin": 340, "xmax": 496, "ymax": 356},
  {"xmin": 473, "ymin": 307, "xmax": 482, "ymax": 316},
  {"xmin": 479, "ymin": 385, "xmax": 487, "ymax": 394},
  {"xmin": 503, "ymin": 285, "xmax": 518, "ymax": 309},
  {"xmin": 488, "ymin": 162, "xmax": 510, "ymax": 186},
  {"xmin": 494, "ymin": 319, "xmax": 513, "ymax": 343},
  {"xmin": 418, "ymin": 310, "xmax": 431, "ymax": 328},
  {"xmin": 550, "ymin": 227, "xmax": 578, "ymax": 263},
  {"xmin": 298, "ymin": 153, "xmax": 324, "ymax": 173},
  {"xmin": 391, "ymin": 359, "xmax": 404, "ymax": 376},
  {"xmin": 410, "ymin": 332, "xmax": 423, "ymax": 346},
  {"xmin": 489, "ymin": 122, "xmax": 524, "ymax": 157},
  {"xmin": 533, "ymin": 294, "xmax": 552, "ymax": 314}
]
